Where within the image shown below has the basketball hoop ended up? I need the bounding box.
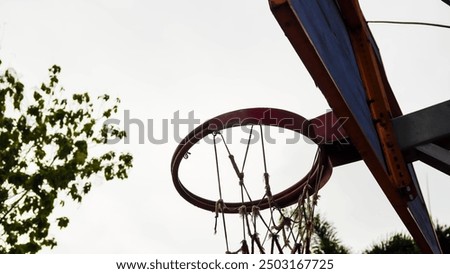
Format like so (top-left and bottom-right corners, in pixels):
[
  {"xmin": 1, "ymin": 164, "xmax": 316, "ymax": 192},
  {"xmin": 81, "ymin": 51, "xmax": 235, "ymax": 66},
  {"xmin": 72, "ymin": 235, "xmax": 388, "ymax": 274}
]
[{"xmin": 171, "ymin": 108, "xmax": 333, "ymax": 253}]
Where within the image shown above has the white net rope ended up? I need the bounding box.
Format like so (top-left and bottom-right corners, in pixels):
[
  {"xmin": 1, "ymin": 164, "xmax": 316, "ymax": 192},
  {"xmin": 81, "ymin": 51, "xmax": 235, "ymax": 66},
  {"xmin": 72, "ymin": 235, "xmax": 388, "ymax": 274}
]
[{"xmin": 211, "ymin": 126, "xmax": 324, "ymax": 254}]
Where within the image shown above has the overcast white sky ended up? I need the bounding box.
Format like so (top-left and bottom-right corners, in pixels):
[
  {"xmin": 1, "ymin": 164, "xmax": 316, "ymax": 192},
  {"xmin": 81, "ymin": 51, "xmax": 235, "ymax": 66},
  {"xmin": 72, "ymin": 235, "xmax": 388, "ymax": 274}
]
[{"xmin": 0, "ymin": 0, "xmax": 449, "ymax": 253}]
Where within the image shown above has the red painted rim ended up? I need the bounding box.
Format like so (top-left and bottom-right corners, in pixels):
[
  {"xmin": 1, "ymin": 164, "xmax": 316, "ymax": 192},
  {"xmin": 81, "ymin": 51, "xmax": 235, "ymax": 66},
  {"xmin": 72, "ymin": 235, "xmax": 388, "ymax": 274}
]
[{"xmin": 171, "ymin": 108, "xmax": 333, "ymax": 213}]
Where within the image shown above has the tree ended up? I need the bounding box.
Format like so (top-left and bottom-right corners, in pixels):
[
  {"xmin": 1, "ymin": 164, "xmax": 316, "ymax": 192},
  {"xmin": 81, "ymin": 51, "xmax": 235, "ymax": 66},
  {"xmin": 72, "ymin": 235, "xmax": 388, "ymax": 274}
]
[
  {"xmin": 310, "ymin": 214, "xmax": 350, "ymax": 254},
  {"xmin": 0, "ymin": 60, "xmax": 133, "ymax": 253},
  {"xmin": 435, "ymin": 223, "xmax": 450, "ymax": 253},
  {"xmin": 287, "ymin": 208, "xmax": 449, "ymax": 253},
  {"xmin": 364, "ymin": 223, "xmax": 450, "ymax": 254},
  {"xmin": 285, "ymin": 204, "xmax": 349, "ymax": 254},
  {"xmin": 364, "ymin": 233, "xmax": 420, "ymax": 254}
]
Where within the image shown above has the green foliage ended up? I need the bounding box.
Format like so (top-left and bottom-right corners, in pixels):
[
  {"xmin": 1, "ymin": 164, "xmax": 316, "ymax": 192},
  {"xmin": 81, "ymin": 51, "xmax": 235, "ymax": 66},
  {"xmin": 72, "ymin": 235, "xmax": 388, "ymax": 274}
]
[
  {"xmin": 364, "ymin": 223, "xmax": 450, "ymax": 254},
  {"xmin": 364, "ymin": 233, "xmax": 420, "ymax": 254},
  {"xmin": 288, "ymin": 206, "xmax": 449, "ymax": 254},
  {"xmin": 0, "ymin": 60, "xmax": 132, "ymax": 253},
  {"xmin": 436, "ymin": 223, "xmax": 450, "ymax": 253},
  {"xmin": 310, "ymin": 214, "xmax": 350, "ymax": 254}
]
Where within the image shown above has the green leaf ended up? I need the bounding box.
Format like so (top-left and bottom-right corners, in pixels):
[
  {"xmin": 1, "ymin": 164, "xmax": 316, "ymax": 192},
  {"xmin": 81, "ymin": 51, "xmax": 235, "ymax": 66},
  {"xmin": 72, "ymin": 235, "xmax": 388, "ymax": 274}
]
[
  {"xmin": 119, "ymin": 153, "xmax": 133, "ymax": 167},
  {"xmin": 82, "ymin": 121, "xmax": 94, "ymax": 137},
  {"xmin": 56, "ymin": 136, "xmax": 72, "ymax": 159},
  {"xmin": 33, "ymin": 91, "xmax": 42, "ymax": 101},
  {"xmin": 8, "ymin": 172, "xmax": 29, "ymax": 187},
  {"xmin": 0, "ymin": 133, "xmax": 10, "ymax": 149},
  {"xmin": 41, "ymin": 83, "xmax": 50, "ymax": 94},
  {"xmin": 103, "ymin": 109, "xmax": 112, "ymax": 118},
  {"xmin": 73, "ymin": 94, "xmax": 83, "ymax": 104},
  {"xmin": 27, "ymin": 105, "xmax": 40, "ymax": 117},
  {"xmin": 83, "ymin": 182, "xmax": 91, "ymax": 194},
  {"xmin": 104, "ymin": 165, "xmax": 114, "ymax": 180},
  {"xmin": 56, "ymin": 217, "xmax": 69, "ymax": 229},
  {"xmin": 50, "ymin": 65, "xmax": 61, "ymax": 75}
]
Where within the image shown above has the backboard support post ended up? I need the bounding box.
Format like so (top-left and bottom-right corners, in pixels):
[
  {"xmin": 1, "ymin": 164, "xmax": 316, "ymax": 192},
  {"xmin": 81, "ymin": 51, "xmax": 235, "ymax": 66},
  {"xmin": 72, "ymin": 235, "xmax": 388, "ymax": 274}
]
[{"xmin": 269, "ymin": 0, "xmax": 442, "ymax": 253}]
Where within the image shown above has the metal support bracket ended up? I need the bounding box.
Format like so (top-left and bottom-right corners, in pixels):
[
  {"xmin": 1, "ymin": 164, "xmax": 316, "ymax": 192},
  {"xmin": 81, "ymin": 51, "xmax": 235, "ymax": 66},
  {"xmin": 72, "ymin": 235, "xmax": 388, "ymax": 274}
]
[
  {"xmin": 416, "ymin": 144, "xmax": 450, "ymax": 176},
  {"xmin": 393, "ymin": 100, "xmax": 450, "ymax": 175}
]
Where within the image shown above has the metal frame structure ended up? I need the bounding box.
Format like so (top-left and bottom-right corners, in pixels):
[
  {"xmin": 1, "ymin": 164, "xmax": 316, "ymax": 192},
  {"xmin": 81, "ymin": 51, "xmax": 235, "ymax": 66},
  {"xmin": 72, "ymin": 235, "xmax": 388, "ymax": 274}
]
[
  {"xmin": 170, "ymin": 0, "xmax": 450, "ymax": 254},
  {"xmin": 393, "ymin": 100, "xmax": 450, "ymax": 176},
  {"xmin": 269, "ymin": 0, "xmax": 444, "ymax": 253}
]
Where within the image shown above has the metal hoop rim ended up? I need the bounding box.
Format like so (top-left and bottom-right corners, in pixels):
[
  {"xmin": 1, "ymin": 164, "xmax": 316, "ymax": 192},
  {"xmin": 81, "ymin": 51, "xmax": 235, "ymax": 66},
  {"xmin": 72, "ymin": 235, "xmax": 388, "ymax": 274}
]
[{"xmin": 171, "ymin": 108, "xmax": 333, "ymax": 213}]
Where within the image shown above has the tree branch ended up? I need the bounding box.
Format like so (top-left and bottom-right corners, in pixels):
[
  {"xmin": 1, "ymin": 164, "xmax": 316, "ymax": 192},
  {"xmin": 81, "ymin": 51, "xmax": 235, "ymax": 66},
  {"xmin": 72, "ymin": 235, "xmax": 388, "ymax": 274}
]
[{"xmin": 0, "ymin": 190, "xmax": 30, "ymax": 224}]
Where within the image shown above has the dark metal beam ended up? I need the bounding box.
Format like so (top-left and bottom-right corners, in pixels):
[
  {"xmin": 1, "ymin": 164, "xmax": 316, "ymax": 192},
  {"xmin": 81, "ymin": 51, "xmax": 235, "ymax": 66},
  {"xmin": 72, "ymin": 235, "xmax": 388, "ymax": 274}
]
[
  {"xmin": 392, "ymin": 100, "xmax": 450, "ymax": 151},
  {"xmin": 325, "ymin": 140, "xmax": 362, "ymax": 167},
  {"xmin": 416, "ymin": 143, "xmax": 450, "ymax": 176}
]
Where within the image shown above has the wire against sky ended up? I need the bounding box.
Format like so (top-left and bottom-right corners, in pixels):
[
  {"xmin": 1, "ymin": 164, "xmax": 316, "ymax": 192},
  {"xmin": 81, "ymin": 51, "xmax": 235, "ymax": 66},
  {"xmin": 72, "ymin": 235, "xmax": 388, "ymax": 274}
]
[{"xmin": 367, "ymin": 20, "xmax": 450, "ymax": 30}]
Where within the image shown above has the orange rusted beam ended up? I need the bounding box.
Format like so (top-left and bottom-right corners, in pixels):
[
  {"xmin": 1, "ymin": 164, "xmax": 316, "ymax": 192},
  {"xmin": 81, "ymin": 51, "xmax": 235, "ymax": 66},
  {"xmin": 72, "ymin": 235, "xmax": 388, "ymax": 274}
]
[
  {"xmin": 269, "ymin": 0, "xmax": 403, "ymax": 206},
  {"xmin": 337, "ymin": 0, "xmax": 412, "ymax": 191},
  {"xmin": 336, "ymin": 0, "xmax": 441, "ymax": 253}
]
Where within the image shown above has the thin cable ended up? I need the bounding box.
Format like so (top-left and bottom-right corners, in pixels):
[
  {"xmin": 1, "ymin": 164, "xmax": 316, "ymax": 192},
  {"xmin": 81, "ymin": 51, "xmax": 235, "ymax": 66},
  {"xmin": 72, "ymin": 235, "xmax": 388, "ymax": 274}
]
[
  {"xmin": 240, "ymin": 126, "xmax": 254, "ymax": 202},
  {"xmin": 213, "ymin": 133, "xmax": 230, "ymax": 252},
  {"xmin": 217, "ymin": 132, "xmax": 247, "ymax": 199},
  {"xmin": 218, "ymin": 132, "xmax": 232, "ymax": 156},
  {"xmin": 251, "ymin": 206, "xmax": 265, "ymax": 254},
  {"xmin": 259, "ymin": 125, "xmax": 268, "ymax": 174},
  {"xmin": 238, "ymin": 131, "xmax": 247, "ymax": 243},
  {"xmin": 367, "ymin": 20, "xmax": 450, "ymax": 30},
  {"xmin": 213, "ymin": 133, "xmax": 223, "ymax": 199},
  {"xmin": 259, "ymin": 125, "xmax": 274, "ymax": 226},
  {"xmin": 241, "ymin": 125, "xmax": 254, "ymax": 171},
  {"xmin": 258, "ymin": 124, "xmax": 281, "ymax": 253},
  {"xmin": 239, "ymin": 206, "xmax": 247, "ymax": 242}
]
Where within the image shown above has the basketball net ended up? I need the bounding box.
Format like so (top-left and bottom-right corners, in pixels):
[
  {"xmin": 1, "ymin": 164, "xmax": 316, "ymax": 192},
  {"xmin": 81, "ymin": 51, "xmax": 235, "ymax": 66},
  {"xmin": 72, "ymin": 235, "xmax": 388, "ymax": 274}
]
[{"xmin": 211, "ymin": 126, "xmax": 325, "ymax": 254}]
